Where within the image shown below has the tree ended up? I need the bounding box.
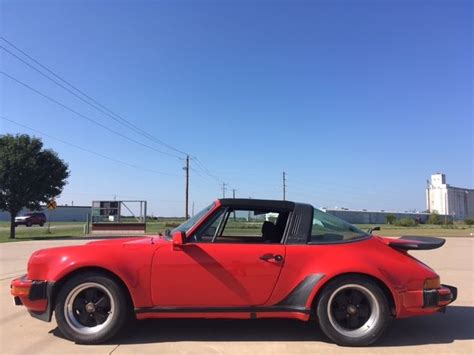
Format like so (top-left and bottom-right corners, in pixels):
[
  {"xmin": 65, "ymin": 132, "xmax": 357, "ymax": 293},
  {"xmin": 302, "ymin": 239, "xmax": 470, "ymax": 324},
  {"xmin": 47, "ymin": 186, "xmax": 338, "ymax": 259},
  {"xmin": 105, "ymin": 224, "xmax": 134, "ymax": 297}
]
[
  {"xmin": 427, "ymin": 212, "xmax": 442, "ymax": 225},
  {"xmin": 385, "ymin": 214, "xmax": 396, "ymax": 225},
  {"xmin": 0, "ymin": 134, "xmax": 69, "ymax": 239},
  {"xmin": 465, "ymin": 218, "xmax": 474, "ymax": 226}
]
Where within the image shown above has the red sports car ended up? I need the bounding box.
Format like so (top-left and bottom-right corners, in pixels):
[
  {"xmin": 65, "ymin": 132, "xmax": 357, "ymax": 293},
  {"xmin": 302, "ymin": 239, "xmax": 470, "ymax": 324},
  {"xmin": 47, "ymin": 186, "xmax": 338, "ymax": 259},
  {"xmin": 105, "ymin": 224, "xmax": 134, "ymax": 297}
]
[{"xmin": 11, "ymin": 199, "xmax": 456, "ymax": 346}]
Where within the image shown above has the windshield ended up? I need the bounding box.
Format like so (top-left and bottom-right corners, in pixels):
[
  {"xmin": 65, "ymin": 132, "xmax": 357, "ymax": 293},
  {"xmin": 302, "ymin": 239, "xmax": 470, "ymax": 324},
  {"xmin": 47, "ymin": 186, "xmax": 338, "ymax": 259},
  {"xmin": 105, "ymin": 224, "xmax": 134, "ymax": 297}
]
[
  {"xmin": 168, "ymin": 202, "xmax": 215, "ymax": 237},
  {"xmin": 310, "ymin": 208, "xmax": 368, "ymax": 243}
]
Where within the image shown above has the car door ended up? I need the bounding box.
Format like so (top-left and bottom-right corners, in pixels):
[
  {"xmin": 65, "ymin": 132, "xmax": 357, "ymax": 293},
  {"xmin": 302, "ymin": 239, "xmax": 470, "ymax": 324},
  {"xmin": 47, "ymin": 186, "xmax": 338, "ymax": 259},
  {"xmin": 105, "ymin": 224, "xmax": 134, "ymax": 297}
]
[
  {"xmin": 151, "ymin": 243, "xmax": 285, "ymax": 307},
  {"xmin": 151, "ymin": 208, "xmax": 287, "ymax": 307}
]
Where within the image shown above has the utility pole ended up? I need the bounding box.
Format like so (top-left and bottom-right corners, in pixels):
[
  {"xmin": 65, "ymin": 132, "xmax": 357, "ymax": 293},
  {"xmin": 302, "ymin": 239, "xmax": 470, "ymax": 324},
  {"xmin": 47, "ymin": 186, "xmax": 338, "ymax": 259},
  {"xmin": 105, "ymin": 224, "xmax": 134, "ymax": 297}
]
[
  {"xmin": 282, "ymin": 171, "xmax": 287, "ymax": 200},
  {"xmin": 232, "ymin": 189, "xmax": 237, "ymax": 220},
  {"xmin": 222, "ymin": 182, "xmax": 227, "ymax": 198},
  {"xmin": 184, "ymin": 155, "xmax": 190, "ymax": 219},
  {"xmin": 248, "ymin": 196, "xmax": 252, "ymax": 221}
]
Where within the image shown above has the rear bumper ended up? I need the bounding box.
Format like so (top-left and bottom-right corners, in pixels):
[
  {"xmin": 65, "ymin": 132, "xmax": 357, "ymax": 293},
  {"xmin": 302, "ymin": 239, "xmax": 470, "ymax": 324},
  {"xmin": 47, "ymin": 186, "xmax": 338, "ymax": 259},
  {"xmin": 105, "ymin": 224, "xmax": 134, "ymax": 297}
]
[
  {"xmin": 10, "ymin": 275, "xmax": 54, "ymax": 322},
  {"xmin": 397, "ymin": 284, "xmax": 457, "ymax": 318},
  {"xmin": 423, "ymin": 284, "xmax": 457, "ymax": 308}
]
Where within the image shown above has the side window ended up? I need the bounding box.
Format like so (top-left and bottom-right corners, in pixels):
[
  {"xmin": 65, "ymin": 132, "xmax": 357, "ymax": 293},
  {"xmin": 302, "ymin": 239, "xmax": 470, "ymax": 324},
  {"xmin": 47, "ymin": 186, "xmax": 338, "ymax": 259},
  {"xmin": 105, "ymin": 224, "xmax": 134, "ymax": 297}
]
[
  {"xmin": 189, "ymin": 208, "xmax": 290, "ymax": 244},
  {"xmin": 310, "ymin": 208, "xmax": 368, "ymax": 243},
  {"xmin": 216, "ymin": 209, "xmax": 288, "ymax": 244}
]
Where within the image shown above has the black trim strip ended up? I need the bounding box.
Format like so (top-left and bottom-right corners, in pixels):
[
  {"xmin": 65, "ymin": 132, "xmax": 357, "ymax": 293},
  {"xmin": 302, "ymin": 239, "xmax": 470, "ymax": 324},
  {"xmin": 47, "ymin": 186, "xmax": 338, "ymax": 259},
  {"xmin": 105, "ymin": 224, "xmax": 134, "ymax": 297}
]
[
  {"xmin": 275, "ymin": 273, "xmax": 324, "ymax": 307},
  {"xmin": 136, "ymin": 273, "xmax": 325, "ymax": 316},
  {"xmin": 135, "ymin": 306, "xmax": 310, "ymax": 315}
]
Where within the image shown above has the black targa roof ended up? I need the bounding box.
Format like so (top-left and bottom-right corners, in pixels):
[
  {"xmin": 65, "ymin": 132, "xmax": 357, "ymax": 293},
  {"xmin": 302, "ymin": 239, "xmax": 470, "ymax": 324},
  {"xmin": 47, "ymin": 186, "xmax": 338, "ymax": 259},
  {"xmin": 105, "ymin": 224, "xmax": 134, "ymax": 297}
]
[{"xmin": 218, "ymin": 198, "xmax": 295, "ymax": 211}]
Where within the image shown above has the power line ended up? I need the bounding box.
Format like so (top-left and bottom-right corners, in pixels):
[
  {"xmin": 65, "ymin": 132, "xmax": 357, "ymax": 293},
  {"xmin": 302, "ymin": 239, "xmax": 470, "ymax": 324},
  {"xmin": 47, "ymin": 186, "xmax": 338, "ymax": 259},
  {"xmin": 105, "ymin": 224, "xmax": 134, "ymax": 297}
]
[
  {"xmin": 1, "ymin": 37, "xmax": 236, "ymax": 210},
  {"xmin": 1, "ymin": 115, "xmax": 178, "ymax": 177},
  {"xmin": 193, "ymin": 157, "xmax": 224, "ymax": 183},
  {"xmin": 0, "ymin": 37, "xmax": 188, "ymax": 157},
  {"xmin": 0, "ymin": 71, "xmax": 184, "ymax": 159}
]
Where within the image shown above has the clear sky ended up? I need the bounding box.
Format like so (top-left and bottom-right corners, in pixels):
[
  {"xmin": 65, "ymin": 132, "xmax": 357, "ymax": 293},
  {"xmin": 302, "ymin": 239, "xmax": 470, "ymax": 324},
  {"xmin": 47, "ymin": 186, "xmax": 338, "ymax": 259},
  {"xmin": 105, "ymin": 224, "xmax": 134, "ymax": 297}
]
[{"xmin": 1, "ymin": 0, "xmax": 472, "ymax": 216}]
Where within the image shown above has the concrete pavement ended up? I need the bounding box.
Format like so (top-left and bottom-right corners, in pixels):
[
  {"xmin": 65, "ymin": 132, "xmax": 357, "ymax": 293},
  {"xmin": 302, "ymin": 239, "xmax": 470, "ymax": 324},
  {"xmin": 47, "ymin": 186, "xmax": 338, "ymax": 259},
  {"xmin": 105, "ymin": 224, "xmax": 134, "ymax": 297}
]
[{"xmin": 1, "ymin": 237, "xmax": 473, "ymax": 354}]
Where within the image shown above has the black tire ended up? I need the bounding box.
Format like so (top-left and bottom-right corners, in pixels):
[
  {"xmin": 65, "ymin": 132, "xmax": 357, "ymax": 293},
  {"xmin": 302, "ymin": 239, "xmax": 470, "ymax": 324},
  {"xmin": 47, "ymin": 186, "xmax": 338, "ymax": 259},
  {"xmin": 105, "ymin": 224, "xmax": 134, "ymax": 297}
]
[
  {"xmin": 26, "ymin": 221, "xmax": 32, "ymax": 227},
  {"xmin": 55, "ymin": 272, "xmax": 128, "ymax": 344},
  {"xmin": 39, "ymin": 222, "xmax": 44, "ymax": 227},
  {"xmin": 316, "ymin": 275, "xmax": 390, "ymax": 346}
]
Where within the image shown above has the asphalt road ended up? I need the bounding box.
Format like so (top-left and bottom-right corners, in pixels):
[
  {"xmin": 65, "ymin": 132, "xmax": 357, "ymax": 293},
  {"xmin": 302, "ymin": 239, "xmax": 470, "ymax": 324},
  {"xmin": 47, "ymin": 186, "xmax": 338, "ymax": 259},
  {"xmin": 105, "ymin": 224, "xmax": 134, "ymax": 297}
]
[{"xmin": 1, "ymin": 237, "xmax": 473, "ymax": 354}]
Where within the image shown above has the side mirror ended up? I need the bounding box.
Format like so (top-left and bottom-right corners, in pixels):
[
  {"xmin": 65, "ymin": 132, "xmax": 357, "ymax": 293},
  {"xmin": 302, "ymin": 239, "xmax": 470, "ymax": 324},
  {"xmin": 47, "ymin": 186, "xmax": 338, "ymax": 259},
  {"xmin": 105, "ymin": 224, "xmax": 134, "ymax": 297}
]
[{"xmin": 172, "ymin": 231, "xmax": 186, "ymax": 246}]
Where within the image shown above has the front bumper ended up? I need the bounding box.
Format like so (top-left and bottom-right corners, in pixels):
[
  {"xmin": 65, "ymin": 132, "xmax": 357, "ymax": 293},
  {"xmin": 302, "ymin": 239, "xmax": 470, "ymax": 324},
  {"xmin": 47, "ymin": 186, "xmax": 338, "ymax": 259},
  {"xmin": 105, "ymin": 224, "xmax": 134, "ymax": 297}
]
[
  {"xmin": 423, "ymin": 284, "xmax": 457, "ymax": 308},
  {"xmin": 10, "ymin": 275, "xmax": 54, "ymax": 322}
]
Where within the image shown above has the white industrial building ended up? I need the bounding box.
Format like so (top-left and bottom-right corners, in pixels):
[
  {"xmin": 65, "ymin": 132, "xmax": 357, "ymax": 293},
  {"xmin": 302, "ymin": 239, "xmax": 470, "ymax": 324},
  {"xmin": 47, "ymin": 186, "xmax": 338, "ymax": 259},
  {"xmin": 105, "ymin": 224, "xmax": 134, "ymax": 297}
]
[{"xmin": 426, "ymin": 173, "xmax": 474, "ymax": 220}]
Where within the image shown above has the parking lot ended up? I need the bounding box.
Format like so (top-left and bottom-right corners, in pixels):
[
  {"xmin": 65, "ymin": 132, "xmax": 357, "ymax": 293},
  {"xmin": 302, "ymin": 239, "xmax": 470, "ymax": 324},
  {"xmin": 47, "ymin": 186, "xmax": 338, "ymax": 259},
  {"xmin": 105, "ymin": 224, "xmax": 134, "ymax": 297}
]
[{"xmin": 1, "ymin": 237, "xmax": 473, "ymax": 355}]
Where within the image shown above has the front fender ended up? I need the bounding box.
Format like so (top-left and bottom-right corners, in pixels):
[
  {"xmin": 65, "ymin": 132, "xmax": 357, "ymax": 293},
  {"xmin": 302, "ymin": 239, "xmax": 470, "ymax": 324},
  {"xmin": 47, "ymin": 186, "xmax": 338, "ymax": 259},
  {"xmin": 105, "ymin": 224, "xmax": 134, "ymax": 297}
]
[{"xmin": 26, "ymin": 241, "xmax": 156, "ymax": 308}]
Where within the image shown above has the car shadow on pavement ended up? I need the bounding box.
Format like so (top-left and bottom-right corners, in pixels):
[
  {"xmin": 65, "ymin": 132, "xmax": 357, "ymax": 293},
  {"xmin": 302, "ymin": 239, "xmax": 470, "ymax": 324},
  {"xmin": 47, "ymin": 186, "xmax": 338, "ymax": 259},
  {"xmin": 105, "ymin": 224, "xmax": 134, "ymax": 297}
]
[
  {"xmin": 51, "ymin": 305, "xmax": 474, "ymax": 346},
  {"xmin": 376, "ymin": 305, "xmax": 474, "ymax": 347}
]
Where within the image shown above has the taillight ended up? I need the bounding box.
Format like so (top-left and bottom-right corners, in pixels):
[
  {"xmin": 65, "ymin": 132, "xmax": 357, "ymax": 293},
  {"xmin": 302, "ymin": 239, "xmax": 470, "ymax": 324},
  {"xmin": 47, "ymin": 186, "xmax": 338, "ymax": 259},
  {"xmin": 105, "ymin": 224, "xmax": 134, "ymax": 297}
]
[{"xmin": 424, "ymin": 277, "xmax": 440, "ymax": 289}]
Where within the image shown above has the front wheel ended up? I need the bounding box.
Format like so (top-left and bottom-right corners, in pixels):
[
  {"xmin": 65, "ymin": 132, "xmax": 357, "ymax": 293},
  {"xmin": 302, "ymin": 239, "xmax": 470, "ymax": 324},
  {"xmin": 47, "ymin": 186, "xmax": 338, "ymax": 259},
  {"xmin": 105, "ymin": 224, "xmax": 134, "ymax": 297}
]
[
  {"xmin": 316, "ymin": 275, "xmax": 391, "ymax": 346},
  {"xmin": 55, "ymin": 272, "xmax": 128, "ymax": 344}
]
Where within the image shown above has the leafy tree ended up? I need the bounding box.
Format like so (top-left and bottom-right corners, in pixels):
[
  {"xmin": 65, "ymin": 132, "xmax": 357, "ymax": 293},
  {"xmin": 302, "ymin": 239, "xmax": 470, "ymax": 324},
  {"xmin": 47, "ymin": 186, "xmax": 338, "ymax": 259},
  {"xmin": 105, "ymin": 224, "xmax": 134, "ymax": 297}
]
[
  {"xmin": 465, "ymin": 218, "xmax": 474, "ymax": 226},
  {"xmin": 427, "ymin": 212, "xmax": 442, "ymax": 225},
  {"xmin": 0, "ymin": 134, "xmax": 69, "ymax": 239},
  {"xmin": 385, "ymin": 214, "xmax": 396, "ymax": 224},
  {"xmin": 394, "ymin": 218, "xmax": 416, "ymax": 227}
]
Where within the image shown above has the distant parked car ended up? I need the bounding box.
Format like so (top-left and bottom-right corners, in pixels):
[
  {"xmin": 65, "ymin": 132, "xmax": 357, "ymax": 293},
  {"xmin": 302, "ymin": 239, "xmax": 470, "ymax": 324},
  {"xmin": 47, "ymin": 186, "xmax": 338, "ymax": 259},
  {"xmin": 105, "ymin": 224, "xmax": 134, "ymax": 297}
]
[{"xmin": 14, "ymin": 212, "xmax": 47, "ymax": 227}]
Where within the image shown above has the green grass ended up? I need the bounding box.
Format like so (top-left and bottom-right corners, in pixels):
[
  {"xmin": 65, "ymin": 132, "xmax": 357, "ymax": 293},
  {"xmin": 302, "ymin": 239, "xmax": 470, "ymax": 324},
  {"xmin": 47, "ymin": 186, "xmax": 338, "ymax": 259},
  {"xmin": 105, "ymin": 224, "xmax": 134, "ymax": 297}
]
[
  {"xmin": 0, "ymin": 222, "xmax": 86, "ymax": 243},
  {"xmin": 355, "ymin": 224, "xmax": 474, "ymax": 237},
  {"xmin": 0, "ymin": 219, "xmax": 188, "ymax": 243},
  {"xmin": 1, "ymin": 219, "xmax": 472, "ymax": 243}
]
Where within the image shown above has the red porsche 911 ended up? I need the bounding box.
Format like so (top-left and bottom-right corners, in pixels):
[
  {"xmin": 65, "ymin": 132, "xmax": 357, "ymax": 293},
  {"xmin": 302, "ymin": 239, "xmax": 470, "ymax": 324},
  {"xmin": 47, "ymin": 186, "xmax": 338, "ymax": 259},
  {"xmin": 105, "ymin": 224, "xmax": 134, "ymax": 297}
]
[{"xmin": 11, "ymin": 199, "xmax": 456, "ymax": 346}]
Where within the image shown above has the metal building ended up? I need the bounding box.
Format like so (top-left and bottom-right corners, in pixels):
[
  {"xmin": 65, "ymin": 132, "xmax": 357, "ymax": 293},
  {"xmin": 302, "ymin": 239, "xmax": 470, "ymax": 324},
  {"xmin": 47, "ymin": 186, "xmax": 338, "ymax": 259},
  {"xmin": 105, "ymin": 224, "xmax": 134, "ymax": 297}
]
[{"xmin": 426, "ymin": 173, "xmax": 474, "ymax": 220}]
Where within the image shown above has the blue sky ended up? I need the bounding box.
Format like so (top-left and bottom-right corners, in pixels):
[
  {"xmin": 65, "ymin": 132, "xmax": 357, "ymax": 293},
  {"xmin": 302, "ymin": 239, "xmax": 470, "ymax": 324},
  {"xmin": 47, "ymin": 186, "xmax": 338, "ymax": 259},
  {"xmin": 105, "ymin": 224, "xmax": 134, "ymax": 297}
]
[{"xmin": 1, "ymin": 0, "xmax": 472, "ymax": 216}]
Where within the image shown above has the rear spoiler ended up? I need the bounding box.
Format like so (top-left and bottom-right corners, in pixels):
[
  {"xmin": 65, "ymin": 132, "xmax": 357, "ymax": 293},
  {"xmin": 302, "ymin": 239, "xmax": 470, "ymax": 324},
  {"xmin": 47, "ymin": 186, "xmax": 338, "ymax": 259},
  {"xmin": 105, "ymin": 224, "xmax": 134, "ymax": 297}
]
[{"xmin": 382, "ymin": 236, "xmax": 446, "ymax": 251}]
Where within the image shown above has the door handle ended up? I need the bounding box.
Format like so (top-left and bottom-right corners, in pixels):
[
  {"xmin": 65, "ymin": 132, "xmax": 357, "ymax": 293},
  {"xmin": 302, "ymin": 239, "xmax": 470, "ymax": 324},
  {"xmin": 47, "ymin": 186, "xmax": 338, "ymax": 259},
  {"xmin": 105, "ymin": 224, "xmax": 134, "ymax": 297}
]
[{"xmin": 260, "ymin": 254, "xmax": 284, "ymax": 262}]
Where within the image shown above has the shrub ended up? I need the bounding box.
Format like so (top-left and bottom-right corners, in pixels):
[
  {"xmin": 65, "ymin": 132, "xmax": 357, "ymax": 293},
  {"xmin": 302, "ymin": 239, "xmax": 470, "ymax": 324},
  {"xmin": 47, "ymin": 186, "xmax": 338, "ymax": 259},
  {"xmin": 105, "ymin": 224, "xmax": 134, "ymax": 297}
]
[
  {"xmin": 385, "ymin": 214, "xmax": 396, "ymax": 224},
  {"xmin": 465, "ymin": 218, "xmax": 474, "ymax": 226},
  {"xmin": 427, "ymin": 212, "xmax": 443, "ymax": 225},
  {"xmin": 164, "ymin": 222, "xmax": 181, "ymax": 228},
  {"xmin": 394, "ymin": 218, "xmax": 416, "ymax": 227}
]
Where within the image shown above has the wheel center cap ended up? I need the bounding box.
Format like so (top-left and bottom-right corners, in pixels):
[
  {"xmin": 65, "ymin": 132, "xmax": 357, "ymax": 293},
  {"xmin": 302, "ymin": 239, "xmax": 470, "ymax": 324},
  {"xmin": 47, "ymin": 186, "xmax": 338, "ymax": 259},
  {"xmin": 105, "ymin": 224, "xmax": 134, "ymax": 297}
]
[
  {"xmin": 85, "ymin": 302, "xmax": 96, "ymax": 313},
  {"xmin": 347, "ymin": 304, "xmax": 357, "ymax": 315}
]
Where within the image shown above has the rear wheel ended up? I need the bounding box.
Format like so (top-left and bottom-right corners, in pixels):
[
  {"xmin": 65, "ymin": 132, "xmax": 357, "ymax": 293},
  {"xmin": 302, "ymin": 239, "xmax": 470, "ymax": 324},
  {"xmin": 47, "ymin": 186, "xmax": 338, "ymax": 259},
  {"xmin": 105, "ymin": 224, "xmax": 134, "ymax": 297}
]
[
  {"xmin": 55, "ymin": 272, "xmax": 128, "ymax": 344},
  {"xmin": 316, "ymin": 275, "xmax": 390, "ymax": 346},
  {"xmin": 26, "ymin": 221, "xmax": 32, "ymax": 227},
  {"xmin": 39, "ymin": 222, "xmax": 44, "ymax": 226}
]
